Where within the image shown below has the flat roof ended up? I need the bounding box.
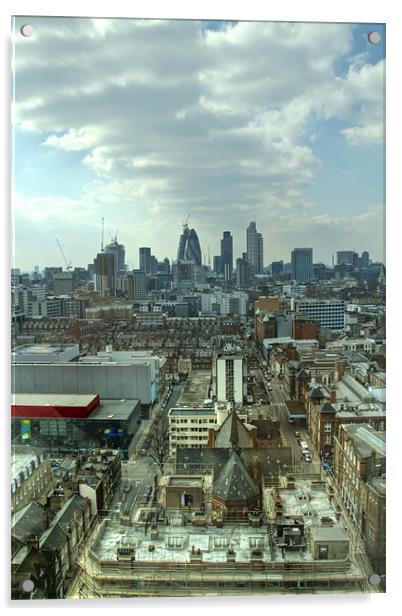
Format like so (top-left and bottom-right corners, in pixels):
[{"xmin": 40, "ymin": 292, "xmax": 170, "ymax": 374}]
[
  {"xmin": 12, "ymin": 393, "xmax": 98, "ymax": 407},
  {"xmin": 169, "ymin": 408, "xmax": 215, "ymax": 417},
  {"xmin": 168, "ymin": 477, "xmax": 203, "ymax": 488},
  {"xmin": 179, "ymin": 371, "xmax": 211, "ymax": 406},
  {"xmin": 12, "ymin": 343, "xmax": 78, "ymax": 355},
  {"xmin": 89, "ymin": 399, "xmax": 140, "ymax": 421}
]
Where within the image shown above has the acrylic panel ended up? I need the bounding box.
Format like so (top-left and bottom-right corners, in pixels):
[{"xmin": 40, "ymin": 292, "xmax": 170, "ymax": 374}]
[{"xmin": 11, "ymin": 16, "xmax": 386, "ymax": 600}]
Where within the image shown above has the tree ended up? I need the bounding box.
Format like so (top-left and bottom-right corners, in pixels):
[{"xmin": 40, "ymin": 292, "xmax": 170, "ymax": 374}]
[{"xmin": 148, "ymin": 423, "xmax": 170, "ymax": 475}]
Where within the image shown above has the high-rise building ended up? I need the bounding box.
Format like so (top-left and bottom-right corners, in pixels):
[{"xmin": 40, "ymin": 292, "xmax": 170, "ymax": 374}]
[
  {"xmin": 359, "ymin": 251, "xmax": 370, "ymax": 268},
  {"xmin": 220, "ymin": 231, "xmax": 233, "ymax": 282},
  {"xmin": 139, "ymin": 247, "xmax": 151, "ymax": 274},
  {"xmin": 127, "ymin": 270, "xmax": 149, "ymax": 300},
  {"xmin": 271, "ymin": 260, "xmax": 284, "ymax": 275},
  {"xmin": 177, "ymin": 223, "xmax": 202, "ymax": 266},
  {"xmin": 236, "ymin": 257, "xmax": 250, "ymax": 288},
  {"xmin": 93, "ymin": 252, "xmax": 115, "ymax": 297},
  {"xmin": 216, "ymin": 354, "xmax": 246, "ymax": 404},
  {"xmin": 213, "ymin": 255, "xmax": 223, "ymax": 275},
  {"xmin": 246, "ymin": 221, "xmax": 263, "ymax": 275},
  {"xmin": 291, "ymin": 248, "xmax": 313, "ymax": 283},
  {"xmin": 105, "ymin": 236, "xmax": 126, "ymax": 283},
  {"xmin": 336, "ymin": 251, "xmax": 358, "ymax": 266}
]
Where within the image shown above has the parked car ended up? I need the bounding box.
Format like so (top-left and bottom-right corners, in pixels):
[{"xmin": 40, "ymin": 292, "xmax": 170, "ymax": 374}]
[
  {"xmin": 294, "ymin": 431, "xmax": 301, "ymax": 439},
  {"xmin": 303, "ymin": 453, "xmax": 312, "ymax": 463}
]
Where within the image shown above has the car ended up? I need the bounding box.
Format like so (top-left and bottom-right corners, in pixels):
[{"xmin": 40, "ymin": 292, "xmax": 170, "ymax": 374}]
[
  {"xmin": 145, "ymin": 485, "xmax": 152, "ymax": 495},
  {"xmin": 294, "ymin": 431, "xmax": 301, "ymax": 439},
  {"xmin": 303, "ymin": 454, "xmax": 312, "ymax": 463}
]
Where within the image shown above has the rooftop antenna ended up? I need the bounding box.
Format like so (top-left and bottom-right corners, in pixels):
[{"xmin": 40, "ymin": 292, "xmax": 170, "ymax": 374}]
[{"xmin": 101, "ymin": 217, "xmax": 104, "ymax": 252}]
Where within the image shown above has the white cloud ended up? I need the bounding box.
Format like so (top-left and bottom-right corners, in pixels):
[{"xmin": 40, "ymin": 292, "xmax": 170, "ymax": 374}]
[{"xmin": 12, "ymin": 18, "xmax": 385, "ymax": 266}]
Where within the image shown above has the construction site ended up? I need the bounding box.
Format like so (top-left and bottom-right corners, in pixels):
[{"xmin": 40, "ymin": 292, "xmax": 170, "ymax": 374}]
[{"xmin": 67, "ymin": 467, "xmax": 374, "ymax": 598}]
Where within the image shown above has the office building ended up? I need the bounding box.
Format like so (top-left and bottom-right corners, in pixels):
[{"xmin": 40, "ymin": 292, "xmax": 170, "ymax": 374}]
[
  {"xmin": 127, "ymin": 270, "xmax": 149, "ymax": 300},
  {"xmin": 337, "ymin": 251, "xmax": 358, "ymax": 266},
  {"xmin": 139, "ymin": 247, "xmax": 151, "ymax": 274},
  {"xmin": 216, "ymin": 354, "xmax": 245, "ymax": 404},
  {"xmin": 177, "ymin": 222, "xmax": 202, "ymax": 266},
  {"xmin": 213, "ymin": 255, "xmax": 223, "ymax": 275},
  {"xmin": 236, "ymin": 256, "xmax": 250, "ymax": 288},
  {"xmin": 291, "ymin": 248, "xmax": 313, "ymax": 283},
  {"xmin": 271, "ymin": 260, "xmax": 284, "ymax": 275},
  {"xmin": 246, "ymin": 221, "xmax": 264, "ymax": 275},
  {"xmin": 293, "ymin": 299, "xmax": 346, "ymax": 331},
  {"xmin": 220, "ymin": 231, "xmax": 233, "ymax": 282},
  {"xmin": 53, "ymin": 272, "xmax": 75, "ymax": 295}
]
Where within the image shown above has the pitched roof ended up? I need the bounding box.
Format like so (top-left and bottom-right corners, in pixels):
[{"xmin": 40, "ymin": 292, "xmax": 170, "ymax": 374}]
[
  {"xmin": 213, "ymin": 451, "xmax": 259, "ymax": 502},
  {"xmin": 12, "ymin": 502, "xmax": 46, "ymax": 545},
  {"xmin": 321, "ymin": 402, "xmax": 336, "ymax": 414},
  {"xmin": 309, "ymin": 386, "xmax": 324, "ymax": 399},
  {"xmin": 40, "ymin": 495, "xmax": 88, "ymax": 552},
  {"xmin": 214, "ymin": 411, "xmax": 253, "ymax": 449}
]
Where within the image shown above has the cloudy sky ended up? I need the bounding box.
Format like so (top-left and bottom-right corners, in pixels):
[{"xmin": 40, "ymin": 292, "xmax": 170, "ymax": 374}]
[{"xmin": 12, "ymin": 17, "xmax": 385, "ymax": 271}]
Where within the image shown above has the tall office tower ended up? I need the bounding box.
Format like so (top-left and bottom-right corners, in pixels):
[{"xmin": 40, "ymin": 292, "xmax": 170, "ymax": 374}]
[
  {"xmin": 220, "ymin": 231, "xmax": 233, "ymax": 283},
  {"xmin": 236, "ymin": 257, "xmax": 250, "ymax": 288},
  {"xmin": 127, "ymin": 270, "xmax": 149, "ymax": 300},
  {"xmin": 291, "ymin": 247, "xmax": 313, "ymax": 283},
  {"xmin": 150, "ymin": 255, "xmax": 158, "ymax": 274},
  {"xmin": 246, "ymin": 221, "xmax": 264, "ymax": 275},
  {"xmin": 360, "ymin": 251, "xmax": 370, "ymax": 268},
  {"xmin": 105, "ymin": 235, "xmax": 126, "ymax": 278},
  {"xmin": 336, "ymin": 251, "xmax": 358, "ymax": 266},
  {"xmin": 93, "ymin": 252, "xmax": 115, "ymax": 297},
  {"xmin": 271, "ymin": 260, "xmax": 284, "ymax": 275},
  {"xmin": 139, "ymin": 247, "xmax": 152, "ymax": 274},
  {"xmin": 213, "ymin": 255, "xmax": 223, "ymax": 275},
  {"xmin": 177, "ymin": 222, "xmax": 202, "ymax": 266}
]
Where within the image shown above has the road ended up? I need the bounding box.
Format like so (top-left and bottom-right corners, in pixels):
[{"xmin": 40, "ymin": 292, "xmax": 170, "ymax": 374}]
[
  {"xmin": 258, "ymin": 368, "xmax": 320, "ymax": 473},
  {"xmin": 108, "ymin": 381, "xmax": 187, "ymax": 519}
]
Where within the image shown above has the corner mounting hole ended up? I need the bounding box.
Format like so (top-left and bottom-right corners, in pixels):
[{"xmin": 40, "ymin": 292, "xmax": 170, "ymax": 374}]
[
  {"xmin": 20, "ymin": 24, "xmax": 34, "ymax": 37},
  {"xmin": 368, "ymin": 31, "xmax": 381, "ymax": 44},
  {"xmin": 368, "ymin": 573, "xmax": 381, "ymax": 586},
  {"xmin": 21, "ymin": 579, "xmax": 35, "ymax": 592}
]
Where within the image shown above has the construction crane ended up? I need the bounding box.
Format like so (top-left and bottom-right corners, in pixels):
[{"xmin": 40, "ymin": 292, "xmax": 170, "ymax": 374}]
[{"xmin": 56, "ymin": 238, "xmax": 73, "ymax": 270}]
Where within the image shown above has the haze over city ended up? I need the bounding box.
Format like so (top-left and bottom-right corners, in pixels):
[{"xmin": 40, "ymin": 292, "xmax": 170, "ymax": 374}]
[{"xmin": 13, "ymin": 18, "xmax": 385, "ymax": 270}]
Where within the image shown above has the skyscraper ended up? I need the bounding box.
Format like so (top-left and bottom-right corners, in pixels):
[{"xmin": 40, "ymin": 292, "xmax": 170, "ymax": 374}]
[
  {"xmin": 246, "ymin": 221, "xmax": 263, "ymax": 274},
  {"xmin": 139, "ymin": 247, "xmax": 151, "ymax": 274},
  {"xmin": 291, "ymin": 248, "xmax": 313, "ymax": 283},
  {"xmin": 236, "ymin": 256, "xmax": 250, "ymax": 288},
  {"xmin": 105, "ymin": 236, "xmax": 125, "ymax": 278},
  {"xmin": 93, "ymin": 252, "xmax": 115, "ymax": 296},
  {"xmin": 177, "ymin": 222, "xmax": 202, "ymax": 266},
  {"xmin": 220, "ymin": 231, "xmax": 233, "ymax": 282}
]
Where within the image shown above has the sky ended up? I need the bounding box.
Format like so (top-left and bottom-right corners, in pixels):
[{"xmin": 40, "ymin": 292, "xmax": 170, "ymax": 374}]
[{"xmin": 12, "ymin": 17, "xmax": 385, "ymax": 271}]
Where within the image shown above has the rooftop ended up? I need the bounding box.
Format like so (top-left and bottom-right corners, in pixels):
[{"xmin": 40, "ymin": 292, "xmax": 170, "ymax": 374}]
[
  {"xmin": 89, "ymin": 399, "xmax": 140, "ymax": 421},
  {"xmin": 12, "ymin": 393, "xmax": 98, "ymax": 407},
  {"xmin": 178, "ymin": 371, "xmax": 211, "ymax": 406}
]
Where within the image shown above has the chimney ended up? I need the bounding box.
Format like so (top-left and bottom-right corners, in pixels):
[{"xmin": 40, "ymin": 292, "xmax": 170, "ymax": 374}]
[
  {"xmin": 330, "ymin": 387, "xmax": 337, "ymax": 404},
  {"xmin": 43, "ymin": 509, "xmax": 49, "ymax": 530},
  {"xmin": 336, "ymin": 361, "xmax": 346, "ymax": 380}
]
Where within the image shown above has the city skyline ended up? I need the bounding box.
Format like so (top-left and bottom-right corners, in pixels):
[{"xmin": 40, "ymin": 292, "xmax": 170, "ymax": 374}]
[{"xmin": 13, "ymin": 18, "xmax": 385, "ymax": 270}]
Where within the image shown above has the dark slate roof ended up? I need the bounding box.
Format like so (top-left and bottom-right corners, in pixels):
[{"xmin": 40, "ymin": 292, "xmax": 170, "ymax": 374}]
[
  {"xmin": 241, "ymin": 448, "xmax": 294, "ymax": 478},
  {"xmin": 40, "ymin": 495, "xmax": 88, "ymax": 552},
  {"xmin": 176, "ymin": 448, "xmax": 230, "ymax": 478},
  {"xmin": 213, "ymin": 451, "xmax": 259, "ymax": 502},
  {"xmin": 12, "ymin": 502, "xmax": 46, "ymax": 546},
  {"xmin": 214, "ymin": 411, "xmax": 253, "ymax": 449},
  {"xmin": 309, "ymin": 386, "xmax": 324, "ymax": 399},
  {"xmin": 321, "ymin": 402, "xmax": 336, "ymax": 414}
]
